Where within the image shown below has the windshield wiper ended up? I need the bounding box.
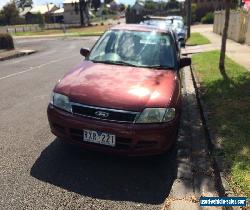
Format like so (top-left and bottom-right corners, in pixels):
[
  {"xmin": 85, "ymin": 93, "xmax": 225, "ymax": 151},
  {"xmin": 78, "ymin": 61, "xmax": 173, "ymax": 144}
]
[{"xmin": 91, "ymin": 60, "xmax": 138, "ymax": 67}]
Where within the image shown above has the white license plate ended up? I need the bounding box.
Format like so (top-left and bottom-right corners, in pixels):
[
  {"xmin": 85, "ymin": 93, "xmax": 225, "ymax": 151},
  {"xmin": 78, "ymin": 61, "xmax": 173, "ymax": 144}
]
[{"xmin": 83, "ymin": 129, "xmax": 116, "ymax": 147}]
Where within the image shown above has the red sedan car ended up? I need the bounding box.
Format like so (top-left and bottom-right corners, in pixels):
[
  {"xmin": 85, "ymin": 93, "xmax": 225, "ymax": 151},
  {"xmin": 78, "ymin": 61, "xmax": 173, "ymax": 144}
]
[{"xmin": 47, "ymin": 24, "xmax": 191, "ymax": 156}]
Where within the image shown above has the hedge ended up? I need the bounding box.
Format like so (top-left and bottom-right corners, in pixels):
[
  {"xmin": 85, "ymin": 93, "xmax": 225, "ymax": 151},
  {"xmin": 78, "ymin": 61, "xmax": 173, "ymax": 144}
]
[
  {"xmin": 0, "ymin": 33, "xmax": 14, "ymax": 50},
  {"xmin": 201, "ymin": 12, "xmax": 214, "ymax": 24}
]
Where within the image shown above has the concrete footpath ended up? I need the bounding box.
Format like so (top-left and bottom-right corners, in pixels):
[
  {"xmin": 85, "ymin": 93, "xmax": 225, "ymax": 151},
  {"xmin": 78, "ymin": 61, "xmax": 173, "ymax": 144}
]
[{"xmin": 191, "ymin": 24, "xmax": 250, "ymax": 71}]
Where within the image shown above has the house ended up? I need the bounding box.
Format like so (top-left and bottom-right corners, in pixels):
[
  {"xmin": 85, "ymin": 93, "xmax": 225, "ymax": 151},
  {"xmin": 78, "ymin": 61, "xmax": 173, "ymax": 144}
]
[
  {"xmin": 63, "ymin": 0, "xmax": 90, "ymax": 25},
  {"xmin": 25, "ymin": 3, "xmax": 59, "ymax": 23},
  {"xmin": 19, "ymin": 6, "xmax": 32, "ymax": 18},
  {"xmin": 126, "ymin": 0, "xmax": 145, "ymax": 23},
  {"xmin": 131, "ymin": 0, "xmax": 145, "ymax": 15},
  {"xmin": 29, "ymin": 3, "xmax": 59, "ymax": 15},
  {"xmin": 53, "ymin": 8, "xmax": 64, "ymax": 23}
]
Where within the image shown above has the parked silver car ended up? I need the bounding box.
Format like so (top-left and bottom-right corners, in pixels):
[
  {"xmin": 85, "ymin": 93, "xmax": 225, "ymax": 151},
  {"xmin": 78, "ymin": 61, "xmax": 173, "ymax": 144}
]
[
  {"xmin": 140, "ymin": 19, "xmax": 181, "ymax": 57},
  {"xmin": 166, "ymin": 16, "xmax": 187, "ymax": 47},
  {"xmin": 142, "ymin": 16, "xmax": 187, "ymax": 48}
]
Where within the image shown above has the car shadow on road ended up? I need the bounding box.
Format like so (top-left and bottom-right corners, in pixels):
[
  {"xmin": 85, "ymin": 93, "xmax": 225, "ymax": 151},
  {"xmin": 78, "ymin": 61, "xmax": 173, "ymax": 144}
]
[{"xmin": 30, "ymin": 138, "xmax": 177, "ymax": 204}]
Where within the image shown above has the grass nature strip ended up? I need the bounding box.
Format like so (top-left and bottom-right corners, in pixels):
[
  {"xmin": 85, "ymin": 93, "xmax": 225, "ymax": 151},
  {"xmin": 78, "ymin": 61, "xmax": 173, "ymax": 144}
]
[
  {"xmin": 187, "ymin": 32, "xmax": 211, "ymax": 46},
  {"xmin": 192, "ymin": 50, "xmax": 250, "ymax": 197}
]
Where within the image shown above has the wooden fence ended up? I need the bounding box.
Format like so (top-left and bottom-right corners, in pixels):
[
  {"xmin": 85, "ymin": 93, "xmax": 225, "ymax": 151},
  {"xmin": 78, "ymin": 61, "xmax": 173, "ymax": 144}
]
[{"xmin": 214, "ymin": 10, "xmax": 250, "ymax": 45}]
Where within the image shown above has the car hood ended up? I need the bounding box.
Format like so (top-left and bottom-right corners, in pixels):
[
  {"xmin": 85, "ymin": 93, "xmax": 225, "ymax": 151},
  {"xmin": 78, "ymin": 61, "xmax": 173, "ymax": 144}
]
[{"xmin": 55, "ymin": 61, "xmax": 178, "ymax": 112}]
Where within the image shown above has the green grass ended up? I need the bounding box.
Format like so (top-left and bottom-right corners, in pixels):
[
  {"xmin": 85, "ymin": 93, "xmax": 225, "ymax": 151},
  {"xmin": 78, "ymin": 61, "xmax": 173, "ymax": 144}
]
[
  {"xmin": 192, "ymin": 50, "xmax": 250, "ymax": 197},
  {"xmin": 187, "ymin": 32, "xmax": 211, "ymax": 46},
  {"xmin": 13, "ymin": 25, "xmax": 108, "ymax": 37}
]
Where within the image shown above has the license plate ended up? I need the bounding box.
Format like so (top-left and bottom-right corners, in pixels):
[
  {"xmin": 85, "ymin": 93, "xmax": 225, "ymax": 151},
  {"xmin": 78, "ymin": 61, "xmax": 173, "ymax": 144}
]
[{"xmin": 83, "ymin": 129, "xmax": 116, "ymax": 147}]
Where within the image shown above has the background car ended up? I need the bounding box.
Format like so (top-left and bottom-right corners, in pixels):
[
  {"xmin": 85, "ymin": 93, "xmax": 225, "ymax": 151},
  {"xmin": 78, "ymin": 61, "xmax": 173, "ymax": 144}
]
[
  {"xmin": 166, "ymin": 16, "xmax": 183, "ymax": 21},
  {"xmin": 140, "ymin": 19, "xmax": 181, "ymax": 58},
  {"xmin": 166, "ymin": 16, "xmax": 187, "ymax": 47},
  {"xmin": 47, "ymin": 24, "xmax": 191, "ymax": 156},
  {"xmin": 143, "ymin": 16, "xmax": 187, "ymax": 48}
]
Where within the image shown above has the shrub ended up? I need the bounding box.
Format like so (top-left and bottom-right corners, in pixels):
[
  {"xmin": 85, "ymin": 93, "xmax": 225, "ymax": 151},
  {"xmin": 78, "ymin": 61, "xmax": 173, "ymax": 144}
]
[
  {"xmin": 201, "ymin": 12, "xmax": 214, "ymax": 24},
  {"xmin": 0, "ymin": 33, "xmax": 14, "ymax": 50}
]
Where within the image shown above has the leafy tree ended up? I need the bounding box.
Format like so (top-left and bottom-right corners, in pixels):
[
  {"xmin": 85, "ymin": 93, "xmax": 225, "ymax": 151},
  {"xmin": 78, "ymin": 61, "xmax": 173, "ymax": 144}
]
[
  {"xmin": 1, "ymin": 2, "xmax": 19, "ymax": 25},
  {"xmin": 0, "ymin": 11, "xmax": 6, "ymax": 25},
  {"xmin": 231, "ymin": 0, "xmax": 239, "ymax": 8},
  {"xmin": 119, "ymin": 3, "xmax": 125, "ymax": 12},
  {"xmin": 191, "ymin": 3, "xmax": 197, "ymax": 22},
  {"xmin": 145, "ymin": 0, "xmax": 157, "ymax": 10},
  {"xmin": 166, "ymin": 0, "xmax": 180, "ymax": 10},
  {"xmin": 102, "ymin": 7, "xmax": 108, "ymax": 15},
  {"xmin": 219, "ymin": 0, "xmax": 231, "ymax": 78},
  {"xmin": 104, "ymin": 0, "xmax": 113, "ymax": 4},
  {"xmin": 158, "ymin": 2, "xmax": 167, "ymax": 10},
  {"xmin": 15, "ymin": 0, "xmax": 33, "ymax": 9},
  {"xmin": 74, "ymin": 0, "xmax": 90, "ymax": 26},
  {"xmin": 91, "ymin": 0, "xmax": 101, "ymax": 12},
  {"xmin": 37, "ymin": 13, "xmax": 44, "ymax": 28}
]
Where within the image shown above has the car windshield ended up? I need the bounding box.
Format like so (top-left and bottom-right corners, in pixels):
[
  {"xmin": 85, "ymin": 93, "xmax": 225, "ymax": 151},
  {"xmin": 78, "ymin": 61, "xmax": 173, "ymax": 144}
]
[{"xmin": 88, "ymin": 30, "xmax": 176, "ymax": 69}]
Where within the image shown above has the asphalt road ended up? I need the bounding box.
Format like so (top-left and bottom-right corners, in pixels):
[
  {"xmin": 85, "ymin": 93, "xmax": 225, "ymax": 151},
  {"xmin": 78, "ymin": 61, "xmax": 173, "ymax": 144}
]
[{"xmin": 0, "ymin": 37, "xmax": 177, "ymax": 210}]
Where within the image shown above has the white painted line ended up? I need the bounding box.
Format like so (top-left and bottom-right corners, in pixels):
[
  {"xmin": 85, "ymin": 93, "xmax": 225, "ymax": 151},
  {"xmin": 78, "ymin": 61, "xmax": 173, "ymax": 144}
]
[{"xmin": 0, "ymin": 54, "xmax": 78, "ymax": 81}]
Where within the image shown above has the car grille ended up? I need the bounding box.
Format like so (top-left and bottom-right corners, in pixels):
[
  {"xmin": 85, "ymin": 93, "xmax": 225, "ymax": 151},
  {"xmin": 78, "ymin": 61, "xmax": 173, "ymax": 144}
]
[{"xmin": 71, "ymin": 103, "xmax": 139, "ymax": 123}]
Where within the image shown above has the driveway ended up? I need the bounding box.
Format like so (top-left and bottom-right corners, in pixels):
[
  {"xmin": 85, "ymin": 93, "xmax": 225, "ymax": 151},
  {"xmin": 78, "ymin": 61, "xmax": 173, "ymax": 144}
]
[{"xmin": 0, "ymin": 37, "xmax": 177, "ymax": 210}]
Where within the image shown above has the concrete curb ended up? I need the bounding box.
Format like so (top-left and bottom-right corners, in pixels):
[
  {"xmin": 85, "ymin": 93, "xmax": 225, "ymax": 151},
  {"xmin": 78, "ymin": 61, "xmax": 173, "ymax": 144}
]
[
  {"xmin": 164, "ymin": 65, "xmax": 221, "ymax": 210},
  {"xmin": 189, "ymin": 65, "xmax": 240, "ymax": 207},
  {"xmin": 0, "ymin": 49, "xmax": 36, "ymax": 61}
]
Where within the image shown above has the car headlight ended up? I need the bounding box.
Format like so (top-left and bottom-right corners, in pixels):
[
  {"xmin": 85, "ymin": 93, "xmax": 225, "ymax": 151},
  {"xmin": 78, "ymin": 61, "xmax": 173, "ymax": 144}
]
[
  {"xmin": 50, "ymin": 92, "xmax": 72, "ymax": 113},
  {"xmin": 135, "ymin": 108, "xmax": 175, "ymax": 123}
]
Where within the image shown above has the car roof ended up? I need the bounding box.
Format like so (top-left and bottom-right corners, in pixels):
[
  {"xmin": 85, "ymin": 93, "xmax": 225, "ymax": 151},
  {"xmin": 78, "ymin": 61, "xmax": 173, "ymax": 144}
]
[
  {"xmin": 140, "ymin": 21, "xmax": 174, "ymax": 32},
  {"xmin": 111, "ymin": 24, "xmax": 171, "ymax": 34},
  {"xmin": 166, "ymin": 16, "xmax": 183, "ymax": 20},
  {"xmin": 144, "ymin": 16, "xmax": 168, "ymax": 20}
]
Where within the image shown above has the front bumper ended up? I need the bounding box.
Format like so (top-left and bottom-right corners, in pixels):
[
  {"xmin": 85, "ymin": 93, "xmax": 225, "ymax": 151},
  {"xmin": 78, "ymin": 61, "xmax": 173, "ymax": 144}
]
[{"xmin": 47, "ymin": 105, "xmax": 180, "ymax": 156}]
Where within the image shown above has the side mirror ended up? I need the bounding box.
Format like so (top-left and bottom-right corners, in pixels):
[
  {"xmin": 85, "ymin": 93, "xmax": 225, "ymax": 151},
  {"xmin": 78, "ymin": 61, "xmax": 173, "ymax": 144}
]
[
  {"xmin": 180, "ymin": 57, "xmax": 191, "ymax": 68},
  {"xmin": 80, "ymin": 48, "xmax": 90, "ymax": 57}
]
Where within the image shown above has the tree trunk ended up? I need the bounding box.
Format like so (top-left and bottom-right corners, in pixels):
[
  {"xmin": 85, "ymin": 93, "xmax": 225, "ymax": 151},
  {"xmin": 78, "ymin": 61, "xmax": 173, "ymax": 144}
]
[
  {"xmin": 219, "ymin": 0, "xmax": 230, "ymax": 78},
  {"xmin": 186, "ymin": 0, "xmax": 191, "ymax": 38},
  {"xmin": 79, "ymin": 0, "xmax": 85, "ymax": 26}
]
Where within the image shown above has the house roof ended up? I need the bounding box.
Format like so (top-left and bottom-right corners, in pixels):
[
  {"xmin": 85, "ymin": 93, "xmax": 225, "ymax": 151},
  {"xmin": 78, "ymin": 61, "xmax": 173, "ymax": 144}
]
[
  {"xmin": 19, "ymin": 7, "xmax": 32, "ymax": 17},
  {"xmin": 29, "ymin": 3, "xmax": 58, "ymax": 15},
  {"xmin": 53, "ymin": 8, "xmax": 64, "ymax": 14}
]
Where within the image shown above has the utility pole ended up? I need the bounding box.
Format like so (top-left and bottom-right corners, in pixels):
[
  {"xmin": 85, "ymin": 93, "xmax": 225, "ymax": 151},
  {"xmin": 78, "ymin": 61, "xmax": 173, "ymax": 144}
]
[{"xmin": 187, "ymin": 0, "xmax": 191, "ymax": 38}]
